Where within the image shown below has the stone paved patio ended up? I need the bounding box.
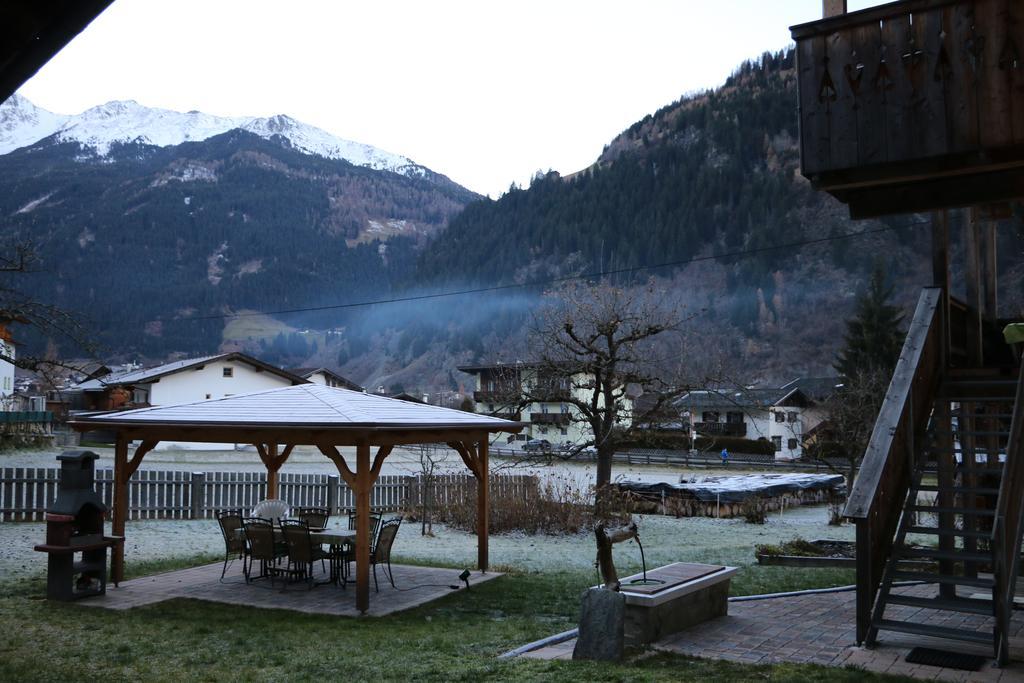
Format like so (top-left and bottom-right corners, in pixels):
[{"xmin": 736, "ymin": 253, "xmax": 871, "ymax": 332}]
[
  {"xmin": 523, "ymin": 584, "xmax": 1024, "ymax": 681},
  {"xmin": 79, "ymin": 561, "xmax": 501, "ymax": 616}
]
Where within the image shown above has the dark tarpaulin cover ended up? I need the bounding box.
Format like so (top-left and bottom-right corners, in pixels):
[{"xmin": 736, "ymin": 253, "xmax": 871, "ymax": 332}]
[{"xmin": 614, "ymin": 473, "xmax": 846, "ymax": 503}]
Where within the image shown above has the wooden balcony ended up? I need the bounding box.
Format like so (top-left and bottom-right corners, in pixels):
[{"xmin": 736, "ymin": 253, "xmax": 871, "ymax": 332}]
[
  {"xmin": 790, "ymin": 0, "xmax": 1024, "ymax": 217},
  {"xmin": 474, "ymin": 390, "xmax": 518, "ymax": 404},
  {"xmin": 694, "ymin": 421, "xmax": 747, "ymax": 437},
  {"xmin": 530, "ymin": 412, "xmax": 571, "ymax": 426}
]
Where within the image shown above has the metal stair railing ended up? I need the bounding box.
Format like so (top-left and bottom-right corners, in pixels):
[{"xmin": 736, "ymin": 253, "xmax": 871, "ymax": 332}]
[
  {"xmin": 992, "ymin": 362, "xmax": 1024, "ymax": 666},
  {"xmin": 844, "ymin": 287, "xmax": 944, "ymax": 645}
]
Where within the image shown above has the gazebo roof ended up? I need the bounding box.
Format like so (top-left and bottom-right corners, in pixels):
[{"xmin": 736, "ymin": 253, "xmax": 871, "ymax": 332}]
[{"xmin": 70, "ymin": 383, "xmax": 524, "ymax": 432}]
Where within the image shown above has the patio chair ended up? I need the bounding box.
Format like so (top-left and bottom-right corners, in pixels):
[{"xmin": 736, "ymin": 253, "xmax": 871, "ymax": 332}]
[
  {"xmin": 295, "ymin": 506, "xmax": 330, "ymax": 529},
  {"xmin": 280, "ymin": 520, "xmax": 332, "ymax": 590},
  {"xmin": 370, "ymin": 516, "xmax": 403, "ymax": 592},
  {"xmin": 343, "ymin": 511, "xmax": 382, "ymax": 577},
  {"xmin": 242, "ymin": 517, "xmax": 286, "ymax": 584},
  {"xmin": 216, "ymin": 509, "xmax": 249, "ymax": 581},
  {"xmin": 252, "ymin": 498, "xmax": 290, "ymax": 524},
  {"xmin": 347, "ymin": 511, "xmax": 381, "ymax": 538}
]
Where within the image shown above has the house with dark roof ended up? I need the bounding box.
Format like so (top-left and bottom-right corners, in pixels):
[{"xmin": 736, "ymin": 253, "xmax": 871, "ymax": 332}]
[
  {"xmin": 74, "ymin": 352, "xmax": 308, "ymax": 411},
  {"xmin": 676, "ymin": 377, "xmax": 841, "ymax": 460},
  {"xmin": 287, "ymin": 367, "xmax": 363, "ymax": 392}
]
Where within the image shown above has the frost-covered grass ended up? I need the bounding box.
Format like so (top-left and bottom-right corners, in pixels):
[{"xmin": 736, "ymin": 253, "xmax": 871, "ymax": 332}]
[
  {"xmin": 0, "ymin": 504, "xmax": 907, "ymax": 681},
  {"xmin": 2, "ymin": 504, "xmax": 855, "ymax": 596}
]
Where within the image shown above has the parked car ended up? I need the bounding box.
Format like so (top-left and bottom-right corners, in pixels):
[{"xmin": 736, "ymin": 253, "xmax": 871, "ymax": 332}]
[
  {"xmin": 523, "ymin": 439, "xmax": 552, "ymax": 452},
  {"xmin": 580, "ymin": 445, "xmax": 598, "ymax": 456}
]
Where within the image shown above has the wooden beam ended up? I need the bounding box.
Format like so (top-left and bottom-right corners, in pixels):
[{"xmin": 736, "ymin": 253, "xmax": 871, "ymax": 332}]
[
  {"xmin": 447, "ymin": 441, "xmax": 481, "ymax": 478},
  {"xmin": 126, "ymin": 439, "xmax": 158, "ymax": 479},
  {"xmin": 111, "ymin": 433, "xmax": 129, "ymax": 584},
  {"xmin": 355, "ymin": 442, "xmax": 371, "ymax": 614},
  {"xmin": 477, "ymin": 438, "xmax": 489, "ymax": 572},
  {"xmin": 316, "ymin": 444, "xmax": 356, "ymax": 488},
  {"xmin": 369, "ymin": 445, "xmax": 393, "ymax": 481}
]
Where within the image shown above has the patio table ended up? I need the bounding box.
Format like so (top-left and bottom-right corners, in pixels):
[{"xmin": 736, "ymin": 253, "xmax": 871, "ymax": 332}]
[{"xmin": 235, "ymin": 527, "xmax": 357, "ymax": 585}]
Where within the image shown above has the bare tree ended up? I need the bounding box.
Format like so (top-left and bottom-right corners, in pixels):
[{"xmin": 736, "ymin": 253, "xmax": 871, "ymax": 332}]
[
  {"xmin": 525, "ymin": 279, "xmax": 692, "ymax": 509},
  {"xmin": 806, "ymin": 368, "xmax": 889, "ymax": 491},
  {"xmin": 0, "ymin": 241, "xmax": 95, "ymax": 370}
]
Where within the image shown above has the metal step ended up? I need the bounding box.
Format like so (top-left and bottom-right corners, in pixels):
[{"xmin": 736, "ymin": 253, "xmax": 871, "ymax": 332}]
[
  {"xmin": 906, "ymin": 526, "xmax": 993, "ymax": 539},
  {"xmin": 891, "ymin": 570, "xmax": 994, "ymax": 588},
  {"xmin": 898, "ymin": 548, "xmax": 992, "ymax": 563},
  {"xmin": 885, "ymin": 594, "xmax": 994, "ymax": 615},
  {"xmin": 872, "ymin": 618, "xmax": 993, "ymax": 645},
  {"xmin": 908, "ymin": 505, "xmax": 996, "ymax": 516}
]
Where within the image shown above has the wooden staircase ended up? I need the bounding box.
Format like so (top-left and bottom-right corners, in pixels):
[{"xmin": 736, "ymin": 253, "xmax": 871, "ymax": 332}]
[
  {"xmin": 845, "ymin": 288, "xmax": 1024, "ymax": 665},
  {"xmin": 866, "ymin": 372, "xmax": 1017, "ymax": 651}
]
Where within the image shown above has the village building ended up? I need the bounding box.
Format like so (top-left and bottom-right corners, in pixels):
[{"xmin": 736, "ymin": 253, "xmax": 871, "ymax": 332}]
[
  {"xmin": 459, "ymin": 362, "xmax": 633, "ymax": 446},
  {"xmin": 71, "ymin": 352, "xmax": 308, "ymax": 411},
  {"xmin": 287, "ymin": 366, "xmax": 363, "ymax": 391},
  {"xmin": 677, "ymin": 377, "xmax": 839, "ymax": 460}
]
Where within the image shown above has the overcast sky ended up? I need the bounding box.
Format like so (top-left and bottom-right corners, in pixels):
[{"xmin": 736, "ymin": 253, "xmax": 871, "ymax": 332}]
[{"xmin": 19, "ymin": 0, "xmax": 876, "ymax": 198}]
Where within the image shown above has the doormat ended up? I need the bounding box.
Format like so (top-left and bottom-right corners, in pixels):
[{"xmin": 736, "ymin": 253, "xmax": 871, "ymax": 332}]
[{"xmin": 905, "ymin": 647, "xmax": 987, "ymax": 671}]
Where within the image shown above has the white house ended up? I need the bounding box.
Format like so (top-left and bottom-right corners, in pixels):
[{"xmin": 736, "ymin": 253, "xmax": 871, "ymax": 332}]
[
  {"xmin": 677, "ymin": 377, "xmax": 839, "ymax": 460},
  {"xmin": 73, "ymin": 353, "xmax": 308, "ymax": 449},
  {"xmin": 459, "ymin": 362, "xmax": 633, "ymax": 446}
]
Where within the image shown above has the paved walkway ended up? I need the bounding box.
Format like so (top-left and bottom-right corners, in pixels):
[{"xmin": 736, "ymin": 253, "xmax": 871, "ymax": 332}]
[
  {"xmin": 79, "ymin": 561, "xmax": 500, "ymax": 616},
  {"xmin": 524, "ymin": 584, "xmax": 1024, "ymax": 681}
]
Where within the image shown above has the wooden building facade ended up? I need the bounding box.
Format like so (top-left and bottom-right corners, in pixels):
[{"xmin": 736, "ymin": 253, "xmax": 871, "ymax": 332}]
[{"xmin": 792, "ymin": 0, "xmax": 1024, "ymax": 664}]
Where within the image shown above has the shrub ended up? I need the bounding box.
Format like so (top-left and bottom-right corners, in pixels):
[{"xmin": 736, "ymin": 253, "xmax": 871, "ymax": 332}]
[
  {"xmin": 741, "ymin": 495, "xmax": 768, "ymax": 524},
  {"xmin": 421, "ymin": 473, "xmax": 632, "ymax": 535}
]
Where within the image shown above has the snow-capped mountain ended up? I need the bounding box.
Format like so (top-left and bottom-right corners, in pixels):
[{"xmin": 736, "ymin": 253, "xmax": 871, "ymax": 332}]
[{"xmin": 0, "ymin": 94, "xmax": 426, "ymax": 178}]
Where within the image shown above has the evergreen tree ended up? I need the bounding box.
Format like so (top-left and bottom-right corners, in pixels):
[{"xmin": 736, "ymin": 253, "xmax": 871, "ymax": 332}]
[{"xmin": 834, "ymin": 266, "xmax": 904, "ymax": 379}]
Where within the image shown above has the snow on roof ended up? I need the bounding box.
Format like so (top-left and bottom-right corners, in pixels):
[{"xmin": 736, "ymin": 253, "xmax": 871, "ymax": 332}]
[
  {"xmin": 72, "ymin": 384, "xmax": 524, "ymax": 431},
  {"xmin": 71, "ymin": 353, "xmax": 304, "ymax": 390}
]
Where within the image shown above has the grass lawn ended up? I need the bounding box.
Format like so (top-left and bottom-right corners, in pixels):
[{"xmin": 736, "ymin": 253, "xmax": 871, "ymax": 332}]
[{"xmin": 0, "ymin": 555, "xmax": 912, "ymax": 682}]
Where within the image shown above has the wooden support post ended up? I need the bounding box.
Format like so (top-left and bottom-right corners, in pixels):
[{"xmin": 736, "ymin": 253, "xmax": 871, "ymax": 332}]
[
  {"xmin": 326, "ymin": 474, "xmax": 339, "ymax": 514},
  {"xmin": 477, "ymin": 438, "xmax": 489, "ymax": 572},
  {"xmin": 355, "ymin": 442, "xmax": 371, "ymax": 614},
  {"xmin": 111, "ymin": 433, "xmax": 129, "ymax": 585},
  {"xmin": 934, "ymin": 402, "xmax": 956, "ymax": 598},
  {"xmin": 932, "ymin": 210, "xmax": 951, "ymax": 367},
  {"xmin": 981, "ymin": 219, "xmax": 998, "ymax": 321},
  {"xmin": 823, "ymin": 0, "xmax": 846, "ymax": 17},
  {"xmin": 266, "ymin": 444, "xmax": 279, "ymax": 499},
  {"xmin": 964, "ymin": 209, "xmax": 984, "ymax": 366},
  {"xmin": 190, "ymin": 471, "xmax": 205, "ymax": 519}
]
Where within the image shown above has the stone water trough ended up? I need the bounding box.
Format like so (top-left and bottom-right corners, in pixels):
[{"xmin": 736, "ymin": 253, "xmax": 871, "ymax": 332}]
[{"xmin": 617, "ymin": 562, "xmax": 737, "ymax": 646}]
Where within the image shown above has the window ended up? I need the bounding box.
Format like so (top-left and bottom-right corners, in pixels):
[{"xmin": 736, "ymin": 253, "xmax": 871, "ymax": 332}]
[
  {"xmin": 788, "ymin": 438, "xmax": 798, "ymax": 450},
  {"xmin": 787, "ymin": 411, "xmax": 797, "ymax": 423},
  {"xmin": 205, "ymin": 393, "xmax": 211, "ymax": 399},
  {"xmin": 560, "ymin": 428, "xmax": 568, "ymax": 436},
  {"xmin": 726, "ymin": 411, "xmax": 744, "ymax": 424},
  {"xmin": 702, "ymin": 411, "xmax": 719, "ymax": 423},
  {"xmin": 223, "ymin": 367, "xmax": 233, "ymax": 378},
  {"xmin": 560, "ymin": 404, "xmax": 569, "ymax": 414},
  {"xmin": 771, "ymin": 436, "xmax": 782, "ymax": 452},
  {"xmin": 541, "ymin": 404, "xmax": 549, "ymax": 414},
  {"xmin": 540, "ymin": 427, "xmax": 548, "ymax": 435},
  {"xmin": 774, "ymin": 411, "xmax": 784, "ymax": 423}
]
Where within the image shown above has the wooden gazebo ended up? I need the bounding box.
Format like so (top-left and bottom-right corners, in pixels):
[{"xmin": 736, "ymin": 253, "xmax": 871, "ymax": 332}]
[{"xmin": 69, "ymin": 384, "xmax": 524, "ymax": 613}]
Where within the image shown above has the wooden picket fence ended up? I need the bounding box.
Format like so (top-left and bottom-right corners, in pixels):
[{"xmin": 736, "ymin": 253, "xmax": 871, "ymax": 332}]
[{"xmin": 0, "ymin": 467, "xmax": 535, "ymax": 522}]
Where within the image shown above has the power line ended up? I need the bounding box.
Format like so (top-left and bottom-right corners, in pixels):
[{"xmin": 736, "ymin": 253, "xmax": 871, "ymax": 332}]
[{"xmin": 167, "ymin": 218, "xmax": 931, "ymax": 324}]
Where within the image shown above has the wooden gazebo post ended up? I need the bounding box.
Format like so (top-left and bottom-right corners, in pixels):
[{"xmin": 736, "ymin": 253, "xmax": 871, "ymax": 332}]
[{"xmin": 110, "ymin": 434, "xmax": 158, "ymax": 584}]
